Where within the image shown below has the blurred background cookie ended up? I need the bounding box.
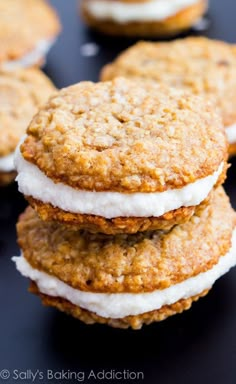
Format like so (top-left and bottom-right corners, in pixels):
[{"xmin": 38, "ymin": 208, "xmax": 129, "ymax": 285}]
[
  {"xmin": 15, "ymin": 77, "xmax": 227, "ymax": 233},
  {"xmin": 0, "ymin": 68, "xmax": 56, "ymax": 185},
  {"xmin": 13, "ymin": 187, "xmax": 236, "ymax": 329},
  {"xmin": 101, "ymin": 37, "xmax": 236, "ymax": 156},
  {"xmin": 80, "ymin": 0, "xmax": 208, "ymax": 37},
  {"xmin": 0, "ymin": 0, "xmax": 61, "ymax": 70}
]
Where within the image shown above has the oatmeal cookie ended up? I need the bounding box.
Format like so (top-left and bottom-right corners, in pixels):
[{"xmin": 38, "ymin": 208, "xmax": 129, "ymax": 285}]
[
  {"xmin": 0, "ymin": 68, "xmax": 56, "ymax": 185},
  {"xmin": 101, "ymin": 37, "xmax": 236, "ymax": 155},
  {"xmin": 32, "ymin": 284, "xmax": 209, "ymax": 330},
  {"xmin": 14, "ymin": 187, "xmax": 236, "ymax": 329},
  {"xmin": 0, "ymin": 0, "xmax": 61, "ymax": 70},
  {"xmin": 15, "ymin": 78, "xmax": 227, "ymax": 232},
  {"xmin": 81, "ymin": 0, "xmax": 207, "ymax": 38}
]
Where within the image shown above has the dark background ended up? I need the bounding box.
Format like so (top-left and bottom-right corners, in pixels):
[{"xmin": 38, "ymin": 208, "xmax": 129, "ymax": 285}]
[{"xmin": 1, "ymin": 1, "xmax": 236, "ymax": 383}]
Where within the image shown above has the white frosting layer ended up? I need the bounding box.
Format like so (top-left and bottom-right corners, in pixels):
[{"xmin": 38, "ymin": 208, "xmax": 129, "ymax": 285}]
[
  {"xmin": 13, "ymin": 229, "xmax": 236, "ymax": 318},
  {"xmin": 2, "ymin": 39, "xmax": 55, "ymax": 71},
  {"xmin": 226, "ymin": 123, "xmax": 236, "ymax": 144},
  {"xmin": 85, "ymin": 0, "xmax": 200, "ymax": 23},
  {"xmin": 15, "ymin": 145, "xmax": 223, "ymax": 218},
  {"xmin": 0, "ymin": 152, "xmax": 15, "ymax": 172}
]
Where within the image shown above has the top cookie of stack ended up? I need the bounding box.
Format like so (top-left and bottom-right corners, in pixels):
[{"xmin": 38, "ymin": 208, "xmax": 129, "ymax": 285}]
[{"xmin": 15, "ymin": 77, "xmax": 227, "ymax": 234}]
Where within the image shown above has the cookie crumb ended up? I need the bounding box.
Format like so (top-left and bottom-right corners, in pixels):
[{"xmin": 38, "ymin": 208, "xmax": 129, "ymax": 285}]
[{"xmin": 80, "ymin": 42, "xmax": 99, "ymax": 57}]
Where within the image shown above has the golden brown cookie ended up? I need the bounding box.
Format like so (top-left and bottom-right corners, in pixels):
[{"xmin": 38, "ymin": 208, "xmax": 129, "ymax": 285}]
[
  {"xmin": 0, "ymin": 0, "xmax": 61, "ymax": 69},
  {"xmin": 101, "ymin": 37, "xmax": 236, "ymax": 155},
  {"xmin": 15, "ymin": 77, "xmax": 227, "ymax": 233},
  {"xmin": 25, "ymin": 196, "xmax": 201, "ymax": 234},
  {"xmin": 14, "ymin": 187, "xmax": 236, "ymax": 329},
  {"xmin": 26, "ymin": 181, "xmax": 226, "ymax": 235},
  {"xmin": 0, "ymin": 68, "xmax": 56, "ymax": 185},
  {"xmin": 31, "ymin": 283, "xmax": 209, "ymax": 329},
  {"xmin": 81, "ymin": 0, "xmax": 207, "ymax": 38}
]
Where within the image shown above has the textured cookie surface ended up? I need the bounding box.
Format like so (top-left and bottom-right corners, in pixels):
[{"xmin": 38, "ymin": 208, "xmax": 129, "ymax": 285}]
[
  {"xmin": 0, "ymin": 69, "xmax": 56, "ymax": 157},
  {"xmin": 101, "ymin": 37, "xmax": 236, "ymax": 127},
  {"xmin": 21, "ymin": 77, "xmax": 227, "ymax": 193},
  {"xmin": 17, "ymin": 188, "xmax": 235, "ymax": 294},
  {"xmin": 0, "ymin": 0, "xmax": 60, "ymax": 63},
  {"xmin": 31, "ymin": 283, "xmax": 209, "ymax": 329},
  {"xmin": 81, "ymin": 0, "xmax": 207, "ymax": 38}
]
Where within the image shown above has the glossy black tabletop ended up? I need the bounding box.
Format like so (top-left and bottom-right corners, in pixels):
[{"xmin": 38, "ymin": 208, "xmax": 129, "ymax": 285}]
[{"xmin": 1, "ymin": 1, "xmax": 236, "ymax": 383}]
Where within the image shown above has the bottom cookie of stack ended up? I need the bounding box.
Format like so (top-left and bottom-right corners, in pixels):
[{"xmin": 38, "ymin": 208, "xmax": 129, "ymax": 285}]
[
  {"xmin": 13, "ymin": 187, "xmax": 236, "ymax": 330},
  {"xmin": 81, "ymin": 0, "xmax": 208, "ymax": 38}
]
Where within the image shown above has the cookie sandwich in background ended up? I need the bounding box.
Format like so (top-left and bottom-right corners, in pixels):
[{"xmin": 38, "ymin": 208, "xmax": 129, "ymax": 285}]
[
  {"xmin": 101, "ymin": 37, "xmax": 236, "ymax": 156},
  {"xmin": 0, "ymin": 68, "xmax": 56, "ymax": 185},
  {"xmin": 81, "ymin": 0, "xmax": 208, "ymax": 37},
  {"xmin": 0, "ymin": 0, "xmax": 61, "ymax": 71}
]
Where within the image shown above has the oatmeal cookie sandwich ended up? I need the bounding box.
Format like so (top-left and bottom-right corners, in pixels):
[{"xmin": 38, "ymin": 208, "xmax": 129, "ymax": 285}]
[
  {"xmin": 0, "ymin": 68, "xmax": 56, "ymax": 185},
  {"xmin": 13, "ymin": 187, "xmax": 236, "ymax": 329},
  {"xmin": 15, "ymin": 78, "xmax": 227, "ymax": 233},
  {"xmin": 0, "ymin": 0, "xmax": 61, "ymax": 70},
  {"xmin": 81, "ymin": 0, "xmax": 208, "ymax": 37},
  {"xmin": 101, "ymin": 37, "xmax": 236, "ymax": 155}
]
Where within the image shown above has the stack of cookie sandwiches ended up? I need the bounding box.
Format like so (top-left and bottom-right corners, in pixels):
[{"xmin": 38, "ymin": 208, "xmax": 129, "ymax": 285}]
[
  {"xmin": 81, "ymin": 0, "xmax": 208, "ymax": 37},
  {"xmin": 0, "ymin": 69, "xmax": 56, "ymax": 185},
  {"xmin": 0, "ymin": 0, "xmax": 61, "ymax": 70},
  {"xmin": 101, "ymin": 37, "xmax": 236, "ymax": 156},
  {"xmin": 13, "ymin": 77, "xmax": 236, "ymax": 330}
]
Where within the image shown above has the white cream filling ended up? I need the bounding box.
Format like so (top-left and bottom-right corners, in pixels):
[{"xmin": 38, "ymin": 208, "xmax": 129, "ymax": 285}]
[
  {"xmin": 1, "ymin": 39, "xmax": 55, "ymax": 71},
  {"xmin": 12, "ymin": 229, "xmax": 236, "ymax": 318},
  {"xmin": 226, "ymin": 123, "xmax": 236, "ymax": 144},
  {"xmin": 15, "ymin": 144, "xmax": 223, "ymax": 218},
  {"xmin": 0, "ymin": 152, "xmax": 15, "ymax": 172},
  {"xmin": 85, "ymin": 0, "xmax": 200, "ymax": 23}
]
